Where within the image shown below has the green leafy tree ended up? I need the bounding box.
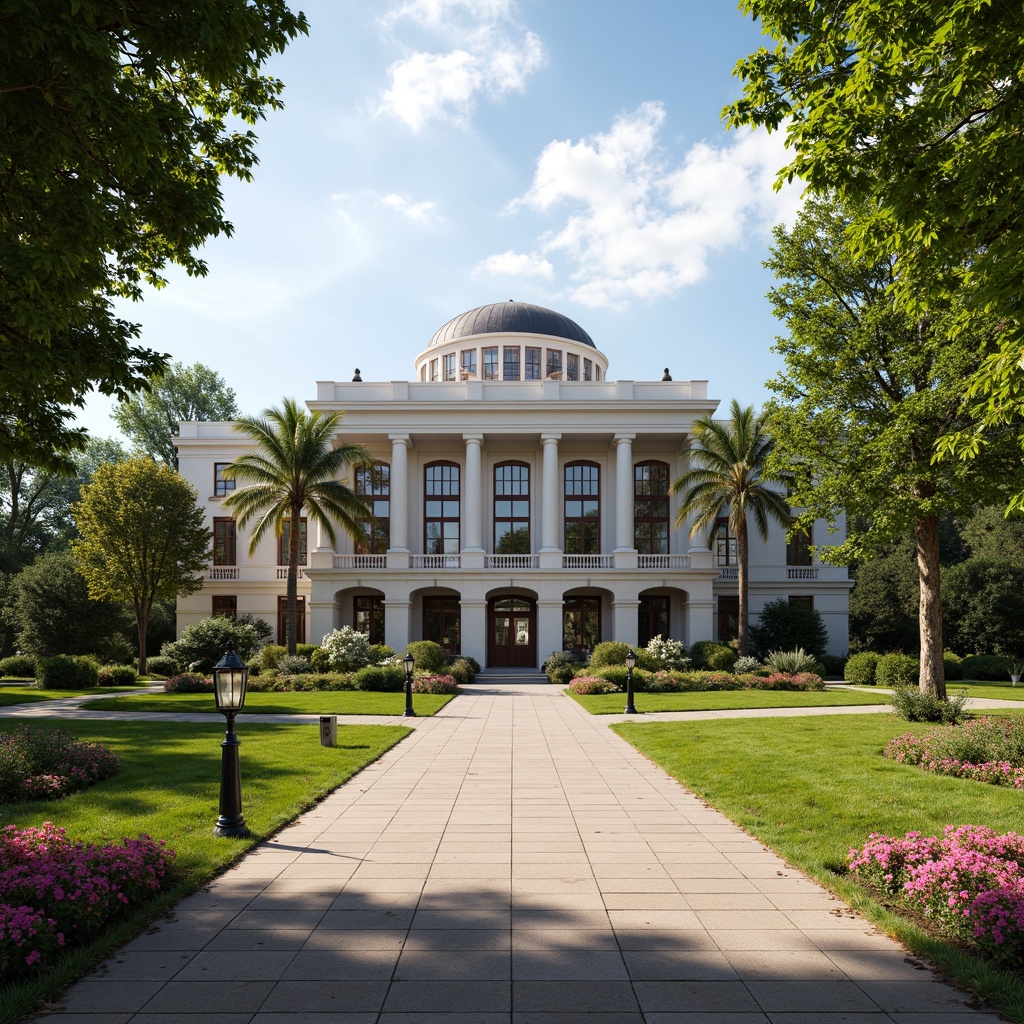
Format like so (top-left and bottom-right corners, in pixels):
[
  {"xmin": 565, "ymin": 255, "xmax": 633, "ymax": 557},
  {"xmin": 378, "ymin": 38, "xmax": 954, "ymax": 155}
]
[
  {"xmin": 960, "ymin": 506, "xmax": 1024, "ymax": 566},
  {"xmin": 672, "ymin": 400, "xmax": 791, "ymax": 655},
  {"xmin": 749, "ymin": 597, "xmax": 829, "ymax": 660},
  {"xmin": 71, "ymin": 458, "xmax": 210, "ymax": 674},
  {"xmin": 113, "ymin": 361, "xmax": 240, "ymax": 468},
  {"xmin": 727, "ymin": 1, "xmax": 1024, "ymax": 489},
  {"xmin": 1, "ymin": 2, "xmax": 307, "ymax": 470},
  {"xmin": 942, "ymin": 558, "xmax": 1024, "ymax": 656},
  {"xmin": 848, "ymin": 548, "xmax": 920, "ymax": 655},
  {"xmin": 222, "ymin": 399, "xmax": 373, "ymax": 655},
  {"xmin": 763, "ymin": 194, "xmax": 1018, "ymax": 696}
]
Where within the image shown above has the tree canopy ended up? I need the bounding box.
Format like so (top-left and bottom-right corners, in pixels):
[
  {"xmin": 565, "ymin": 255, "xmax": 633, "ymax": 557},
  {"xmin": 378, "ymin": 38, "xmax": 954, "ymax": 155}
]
[
  {"xmin": 0, "ymin": 1, "xmax": 307, "ymax": 469},
  {"xmin": 113, "ymin": 361, "xmax": 239, "ymax": 468},
  {"xmin": 71, "ymin": 458, "xmax": 210, "ymax": 673}
]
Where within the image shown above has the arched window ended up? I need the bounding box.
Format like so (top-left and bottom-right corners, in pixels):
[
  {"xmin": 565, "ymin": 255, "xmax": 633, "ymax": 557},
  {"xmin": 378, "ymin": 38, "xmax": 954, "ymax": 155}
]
[
  {"xmin": 493, "ymin": 462, "xmax": 530, "ymax": 553},
  {"xmin": 564, "ymin": 461, "xmax": 600, "ymax": 554},
  {"xmin": 634, "ymin": 461, "xmax": 670, "ymax": 555},
  {"xmin": 355, "ymin": 463, "xmax": 390, "ymax": 553},
  {"xmin": 424, "ymin": 461, "xmax": 460, "ymax": 554}
]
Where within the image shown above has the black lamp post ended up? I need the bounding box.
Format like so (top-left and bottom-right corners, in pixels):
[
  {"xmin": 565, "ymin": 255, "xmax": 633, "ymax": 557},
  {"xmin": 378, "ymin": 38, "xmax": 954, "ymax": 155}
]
[
  {"xmin": 403, "ymin": 652, "xmax": 416, "ymax": 717},
  {"xmin": 624, "ymin": 648, "xmax": 638, "ymax": 715},
  {"xmin": 212, "ymin": 643, "xmax": 251, "ymax": 837}
]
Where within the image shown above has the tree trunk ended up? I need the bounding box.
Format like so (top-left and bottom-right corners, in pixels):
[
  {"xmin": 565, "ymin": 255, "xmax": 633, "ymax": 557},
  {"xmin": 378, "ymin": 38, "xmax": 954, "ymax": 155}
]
[
  {"xmin": 286, "ymin": 503, "xmax": 301, "ymax": 656},
  {"xmin": 135, "ymin": 599, "xmax": 149, "ymax": 676},
  {"xmin": 737, "ymin": 517, "xmax": 750, "ymax": 656},
  {"xmin": 915, "ymin": 514, "xmax": 946, "ymax": 698}
]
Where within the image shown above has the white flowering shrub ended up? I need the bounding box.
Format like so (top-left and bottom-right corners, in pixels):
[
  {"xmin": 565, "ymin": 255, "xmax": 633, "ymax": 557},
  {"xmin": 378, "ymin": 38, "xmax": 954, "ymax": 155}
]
[
  {"xmin": 644, "ymin": 634, "xmax": 689, "ymax": 670},
  {"xmin": 733, "ymin": 655, "xmax": 763, "ymax": 674},
  {"xmin": 318, "ymin": 627, "xmax": 372, "ymax": 673}
]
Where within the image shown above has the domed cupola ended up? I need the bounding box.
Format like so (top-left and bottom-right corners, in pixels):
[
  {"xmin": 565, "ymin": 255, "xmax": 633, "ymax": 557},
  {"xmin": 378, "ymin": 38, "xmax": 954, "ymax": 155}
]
[{"xmin": 429, "ymin": 301, "xmax": 596, "ymax": 349}]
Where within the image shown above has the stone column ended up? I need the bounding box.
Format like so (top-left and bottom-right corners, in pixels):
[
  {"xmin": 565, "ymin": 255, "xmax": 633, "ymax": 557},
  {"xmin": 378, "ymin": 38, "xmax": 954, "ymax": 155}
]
[
  {"xmin": 540, "ymin": 433, "xmax": 561, "ymax": 552},
  {"xmin": 383, "ymin": 598, "xmax": 411, "ymax": 655},
  {"xmin": 463, "ymin": 434, "xmax": 484, "ymax": 553},
  {"xmin": 611, "ymin": 597, "xmax": 640, "ymax": 649},
  {"xmin": 614, "ymin": 433, "xmax": 636, "ymax": 553},
  {"xmin": 388, "ymin": 435, "xmax": 410, "ymax": 553}
]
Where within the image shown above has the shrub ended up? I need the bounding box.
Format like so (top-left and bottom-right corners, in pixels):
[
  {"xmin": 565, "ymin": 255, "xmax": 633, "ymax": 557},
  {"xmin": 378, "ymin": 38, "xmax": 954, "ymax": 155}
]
[
  {"xmin": 96, "ymin": 665, "xmax": 139, "ymax": 687},
  {"xmin": 369, "ymin": 644, "xmax": 397, "ymax": 665},
  {"xmin": 764, "ymin": 647, "xmax": 822, "ymax": 674},
  {"xmin": 144, "ymin": 655, "xmax": 178, "ymax": 678},
  {"xmin": 162, "ymin": 673, "xmax": 214, "ymax": 694},
  {"xmin": 568, "ymin": 675, "xmax": 621, "ymax": 695},
  {"xmin": 0, "ymin": 726, "xmax": 120, "ymax": 802},
  {"xmin": 277, "ymin": 655, "xmax": 312, "ymax": 676},
  {"xmin": 161, "ymin": 615, "xmax": 271, "ymax": 673},
  {"xmin": 0, "ymin": 654, "xmax": 36, "ymax": 678},
  {"xmin": 588, "ymin": 641, "xmax": 633, "ymax": 669},
  {"xmin": 72, "ymin": 656, "xmax": 99, "ymax": 688},
  {"xmin": 749, "ymin": 597, "xmax": 829, "ymax": 659},
  {"xmin": 889, "ymin": 685, "xmax": 969, "ymax": 724},
  {"xmin": 351, "ymin": 664, "xmax": 406, "ymax": 692},
  {"xmin": 688, "ymin": 640, "xmax": 737, "ymax": 671},
  {"xmin": 412, "ymin": 674, "xmax": 459, "ymax": 695},
  {"xmin": 944, "ymin": 652, "xmax": 964, "ymax": 680},
  {"xmin": 246, "ymin": 674, "xmax": 355, "ymax": 692},
  {"xmin": 455, "ymin": 654, "xmax": 482, "ymax": 675},
  {"xmin": 257, "ymin": 644, "xmax": 287, "ymax": 673},
  {"xmin": 844, "ymin": 651, "xmax": 879, "ymax": 686},
  {"xmin": 732, "ymin": 655, "xmax": 763, "ymax": 674},
  {"xmin": 591, "ymin": 665, "xmax": 654, "ymax": 690},
  {"xmin": 644, "ymin": 635, "xmax": 689, "ymax": 670},
  {"xmin": 296, "ymin": 643, "xmax": 318, "ymax": 661},
  {"xmin": 405, "ymin": 640, "xmax": 448, "ymax": 674},
  {"xmin": 316, "ymin": 627, "xmax": 373, "ymax": 673},
  {"xmin": 819, "ymin": 653, "xmax": 847, "ymax": 679},
  {"xmin": 543, "ymin": 650, "xmax": 587, "ymax": 685},
  {"xmin": 448, "ymin": 658, "xmax": 477, "ymax": 685},
  {"xmin": 886, "ymin": 717, "xmax": 1024, "ymax": 787},
  {"xmin": 961, "ymin": 654, "xmax": 1013, "ymax": 681},
  {"xmin": 876, "ymin": 652, "xmax": 919, "ymax": 688},
  {"xmin": 35, "ymin": 655, "xmax": 89, "ymax": 690}
]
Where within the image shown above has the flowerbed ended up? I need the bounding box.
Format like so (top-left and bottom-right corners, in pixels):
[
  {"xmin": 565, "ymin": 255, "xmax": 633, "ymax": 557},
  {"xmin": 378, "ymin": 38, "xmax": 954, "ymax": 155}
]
[
  {"xmin": 0, "ymin": 823, "xmax": 175, "ymax": 977},
  {"xmin": 410, "ymin": 674, "xmax": 459, "ymax": 695},
  {"xmin": 885, "ymin": 717, "xmax": 1024, "ymax": 789},
  {"xmin": 848, "ymin": 825, "xmax": 1024, "ymax": 965},
  {"xmin": 578, "ymin": 669, "xmax": 825, "ymax": 694},
  {"xmin": 0, "ymin": 726, "xmax": 120, "ymax": 803}
]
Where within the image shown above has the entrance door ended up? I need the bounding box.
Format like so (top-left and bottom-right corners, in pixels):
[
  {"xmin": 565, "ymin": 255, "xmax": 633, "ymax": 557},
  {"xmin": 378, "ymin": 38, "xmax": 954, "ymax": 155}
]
[
  {"xmin": 424, "ymin": 597, "xmax": 460, "ymax": 655},
  {"xmin": 488, "ymin": 597, "xmax": 535, "ymax": 667}
]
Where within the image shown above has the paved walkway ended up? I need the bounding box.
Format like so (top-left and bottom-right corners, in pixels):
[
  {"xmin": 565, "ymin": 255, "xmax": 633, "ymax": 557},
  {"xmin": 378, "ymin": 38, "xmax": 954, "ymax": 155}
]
[{"xmin": 32, "ymin": 679, "xmax": 1008, "ymax": 1023}]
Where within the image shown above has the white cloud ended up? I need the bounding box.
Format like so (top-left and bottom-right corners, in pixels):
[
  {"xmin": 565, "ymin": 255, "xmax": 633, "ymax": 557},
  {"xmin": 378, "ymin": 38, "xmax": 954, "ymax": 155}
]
[
  {"xmin": 495, "ymin": 102, "xmax": 802, "ymax": 308},
  {"xmin": 331, "ymin": 190, "xmax": 440, "ymax": 226},
  {"xmin": 377, "ymin": 0, "xmax": 545, "ymax": 131},
  {"xmin": 474, "ymin": 249, "xmax": 554, "ymax": 279}
]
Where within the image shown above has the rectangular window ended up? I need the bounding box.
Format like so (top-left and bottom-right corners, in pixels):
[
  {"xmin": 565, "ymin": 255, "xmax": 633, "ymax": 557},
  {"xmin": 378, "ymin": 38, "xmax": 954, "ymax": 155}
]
[
  {"xmin": 546, "ymin": 349, "xmax": 562, "ymax": 378},
  {"xmin": 583, "ymin": 358, "xmax": 592, "ymax": 381},
  {"xmin": 482, "ymin": 346, "xmax": 499, "ymax": 380},
  {"xmin": 429, "ymin": 358, "xmax": 438, "ymax": 381},
  {"xmin": 355, "ymin": 464, "xmax": 390, "ymax": 554},
  {"xmin": 214, "ymin": 463, "xmax": 235, "ymax": 497},
  {"xmin": 212, "ymin": 595, "xmax": 237, "ymax": 619},
  {"xmin": 277, "ymin": 596, "xmax": 306, "ymax": 645},
  {"xmin": 566, "ymin": 353, "xmax": 579, "ymax": 381},
  {"xmin": 563, "ymin": 596, "xmax": 600, "ymax": 650},
  {"xmin": 354, "ymin": 596, "xmax": 385, "ymax": 644},
  {"xmin": 714, "ymin": 518, "xmax": 737, "ymax": 566},
  {"xmin": 718, "ymin": 596, "xmax": 739, "ymax": 643},
  {"xmin": 278, "ymin": 518, "xmax": 308, "ymax": 566},
  {"xmin": 525, "ymin": 347, "xmax": 542, "ymax": 380},
  {"xmin": 213, "ymin": 518, "xmax": 236, "ymax": 566},
  {"xmin": 424, "ymin": 463, "xmax": 460, "ymax": 554},
  {"xmin": 420, "ymin": 365, "xmax": 427, "ymax": 381},
  {"xmin": 443, "ymin": 353, "xmax": 457, "ymax": 381},
  {"xmin": 503, "ymin": 346, "xmax": 521, "ymax": 380},
  {"xmin": 786, "ymin": 526, "xmax": 813, "ymax": 565},
  {"xmin": 634, "ymin": 462, "xmax": 670, "ymax": 555},
  {"xmin": 594, "ymin": 366, "xmax": 601, "ymax": 381},
  {"xmin": 461, "ymin": 349, "xmax": 477, "ymax": 378},
  {"xmin": 789, "ymin": 595, "xmax": 814, "ymax": 610},
  {"xmin": 564, "ymin": 462, "xmax": 600, "ymax": 554},
  {"xmin": 493, "ymin": 462, "xmax": 530, "ymax": 553}
]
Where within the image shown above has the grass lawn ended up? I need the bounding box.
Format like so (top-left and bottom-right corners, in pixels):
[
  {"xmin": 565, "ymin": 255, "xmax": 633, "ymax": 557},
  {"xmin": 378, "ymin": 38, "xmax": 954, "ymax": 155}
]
[
  {"xmin": 0, "ymin": 717, "xmax": 410, "ymax": 1023},
  {"xmin": 613, "ymin": 712, "xmax": 1024, "ymax": 1023},
  {"xmin": 954, "ymin": 680, "xmax": 1024, "ymax": 700},
  {"xmin": 568, "ymin": 687, "xmax": 892, "ymax": 714},
  {"xmin": 0, "ymin": 686, "xmax": 143, "ymax": 707},
  {"xmin": 84, "ymin": 690, "xmax": 456, "ymax": 715}
]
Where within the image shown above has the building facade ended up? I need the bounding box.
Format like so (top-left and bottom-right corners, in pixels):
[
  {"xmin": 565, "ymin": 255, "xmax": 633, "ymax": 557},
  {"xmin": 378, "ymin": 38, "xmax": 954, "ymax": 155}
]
[{"xmin": 175, "ymin": 302, "xmax": 851, "ymax": 666}]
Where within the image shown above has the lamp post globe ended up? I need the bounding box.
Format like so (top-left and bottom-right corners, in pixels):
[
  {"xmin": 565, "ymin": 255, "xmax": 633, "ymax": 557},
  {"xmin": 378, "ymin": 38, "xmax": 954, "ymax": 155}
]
[
  {"xmin": 624, "ymin": 648, "xmax": 638, "ymax": 715},
  {"xmin": 403, "ymin": 652, "xmax": 417, "ymax": 717},
  {"xmin": 212, "ymin": 643, "xmax": 251, "ymax": 837}
]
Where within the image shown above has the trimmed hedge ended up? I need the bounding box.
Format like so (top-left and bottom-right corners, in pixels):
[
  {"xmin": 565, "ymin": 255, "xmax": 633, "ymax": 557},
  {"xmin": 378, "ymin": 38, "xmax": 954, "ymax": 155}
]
[
  {"xmin": 351, "ymin": 664, "xmax": 406, "ymax": 692},
  {"xmin": 405, "ymin": 641, "xmax": 448, "ymax": 674},
  {"xmin": 876, "ymin": 652, "xmax": 918, "ymax": 689},
  {"xmin": 35, "ymin": 655, "xmax": 98, "ymax": 690},
  {"xmin": 97, "ymin": 665, "xmax": 139, "ymax": 686},
  {"xmin": 844, "ymin": 651, "xmax": 879, "ymax": 686},
  {"xmin": 0, "ymin": 654, "xmax": 36, "ymax": 678},
  {"xmin": 961, "ymin": 654, "xmax": 1013, "ymax": 681},
  {"xmin": 688, "ymin": 640, "xmax": 738, "ymax": 671},
  {"xmin": 144, "ymin": 655, "xmax": 179, "ymax": 678}
]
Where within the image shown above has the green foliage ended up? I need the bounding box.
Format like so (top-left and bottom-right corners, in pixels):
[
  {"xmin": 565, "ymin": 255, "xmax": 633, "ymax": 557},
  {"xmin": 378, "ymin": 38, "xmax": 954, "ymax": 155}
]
[
  {"xmin": 0, "ymin": 654, "xmax": 35, "ymax": 678},
  {"xmin": 447, "ymin": 658, "xmax": 477, "ymax": 685},
  {"xmin": 849, "ymin": 548, "xmax": 920, "ymax": 654},
  {"xmin": 844, "ymin": 651, "xmax": 880, "ymax": 687},
  {"xmin": 589, "ymin": 641, "xmax": 633, "ymax": 669},
  {"xmin": 405, "ymin": 640, "xmax": 448, "ymax": 674},
  {"xmin": 643, "ymin": 635, "xmax": 689, "ymax": 670},
  {"xmin": 113, "ymin": 362, "xmax": 239, "ymax": 468},
  {"xmin": 763, "ymin": 647, "xmax": 822, "ymax": 675},
  {"xmin": 672, "ymin": 399, "xmax": 791, "ymax": 654},
  {"xmin": 457, "ymin": 655, "xmax": 482, "ymax": 675},
  {"xmin": 222, "ymin": 399, "xmax": 372, "ymax": 655},
  {"xmin": 97, "ymin": 665, "xmax": 138, "ymax": 687},
  {"xmin": 688, "ymin": 640, "xmax": 738, "ymax": 671},
  {"xmin": 943, "ymin": 653, "xmax": 964, "ymax": 681},
  {"xmin": 819, "ymin": 654, "xmax": 847, "ymax": 678},
  {"xmin": 71, "ymin": 459, "xmax": 211, "ymax": 674},
  {"xmin": 961, "ymin": 655, "xmax": 1014, "ymax": 682},
  {"xmin": 591, "ymin": 665, "xmax": 653, "ymax": 690},
  {"xmin": 257, "ymin": 645, "xmax": 287, "ymax": 673},
  {"xmin": 749, "ymin": 598, "xmax": 828, "ymax": 659},
  {"xmin": 961, "ymin": 506, "xmax": 1024, "ymax": 565},
  {"xmin": 0, "ymin": 2, "xmax": 308, "ymax": 469},
  {"xmin": 36, "ymin": 654, "xmax": 96, "ymax": 689},
  {"xmin": 144, "ymin": 655, "xmax": 178, "ymax": 678},
  {"xmin": 351, "ymin": 664, "xmax": 406, "ymax": 692},
  {"xmin": 277, "ymin": 655, "xmax": 312, "ymax": 676},
  {"xmin": 369, "ymin": 644, "xmax": 396, "ymax": 665},
  {"xmin": 318, "ymin": 627, "xmax": 372, "ymax": 673},
  {"xmin": 876, "ymin": 653, "xmax": 920, "ymax": 689},
  {"xmin": 308, "ymin": 646, "xmax": 331, "ymax": 673},
  {"xmin": 943, "ymin": 558, "xmax": 1024, "ymax": 655},
  {"xmin": 889, "ymin": 686, "xmax": 969, "ymax": 725},
  {"xmin": 162, "ymin": 673, "xmax": 213, "ymax": 694},
  {"xmin": 161, "ymin": 615, "xmax": 269, "ymax": 674},
  {"xmin": 543, "ymin": 650, "xmax": 586, "ymax": 686}
]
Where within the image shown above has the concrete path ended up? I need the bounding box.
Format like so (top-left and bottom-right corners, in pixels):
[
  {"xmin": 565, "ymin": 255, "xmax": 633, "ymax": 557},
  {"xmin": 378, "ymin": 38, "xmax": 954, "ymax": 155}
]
[{"xmin": 30, "ymin": 679, "xmax": 1009, "ymax": 1023}]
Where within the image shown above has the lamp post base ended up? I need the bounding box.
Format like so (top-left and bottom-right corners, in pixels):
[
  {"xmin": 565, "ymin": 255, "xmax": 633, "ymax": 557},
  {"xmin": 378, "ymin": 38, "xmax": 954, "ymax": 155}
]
[{"xmin": 213, "ymin": 816, "xmax": 251, "ymax": 838}]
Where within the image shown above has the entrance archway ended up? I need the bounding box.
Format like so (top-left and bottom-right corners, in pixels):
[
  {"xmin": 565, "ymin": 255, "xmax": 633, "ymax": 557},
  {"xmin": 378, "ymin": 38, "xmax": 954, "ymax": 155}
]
[{"xmin": 487, "ymin": 596, "xmax": 536, "ymax": 667}]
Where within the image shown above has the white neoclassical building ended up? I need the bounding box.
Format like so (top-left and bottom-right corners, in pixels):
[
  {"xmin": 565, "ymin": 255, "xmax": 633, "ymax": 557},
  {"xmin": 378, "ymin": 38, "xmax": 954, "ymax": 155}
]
[{"xmin": 175, "ymin": 301, "xmax": 851, "ymax": 666}]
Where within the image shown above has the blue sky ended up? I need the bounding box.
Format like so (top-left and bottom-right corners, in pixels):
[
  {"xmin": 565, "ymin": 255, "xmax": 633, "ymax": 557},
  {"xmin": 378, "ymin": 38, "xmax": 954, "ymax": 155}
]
[{"xmin": 79, "ymin": 0, "xmax": 801, "ymax": 438}]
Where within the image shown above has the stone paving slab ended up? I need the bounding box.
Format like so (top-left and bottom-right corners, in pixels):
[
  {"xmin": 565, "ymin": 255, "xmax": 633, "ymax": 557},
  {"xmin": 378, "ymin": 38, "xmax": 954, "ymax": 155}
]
[{"xmin": 28, "ymin": 679, "xmax": 1009, "ymax": 1022}]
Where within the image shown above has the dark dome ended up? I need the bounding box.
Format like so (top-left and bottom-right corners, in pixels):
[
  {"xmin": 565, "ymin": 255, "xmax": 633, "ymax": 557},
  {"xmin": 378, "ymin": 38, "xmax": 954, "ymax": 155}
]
[{"xmin": 429, "ymin": 301, "xmax": 595, "ymax": 348}]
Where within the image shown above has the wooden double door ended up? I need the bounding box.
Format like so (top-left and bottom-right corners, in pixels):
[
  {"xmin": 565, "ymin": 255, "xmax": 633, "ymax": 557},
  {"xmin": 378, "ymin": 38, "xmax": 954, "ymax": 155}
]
[{"xmin": 488, "ymin": 597, "xmax": 536, "ymax": 667}]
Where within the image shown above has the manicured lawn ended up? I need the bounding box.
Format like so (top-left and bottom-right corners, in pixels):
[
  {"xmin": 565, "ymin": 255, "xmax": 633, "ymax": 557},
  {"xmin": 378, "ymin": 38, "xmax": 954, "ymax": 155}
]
[
  {"xmin": 84, "ymin": 690, "xmax": 456, "ymax": 715},
  {"xmin": 568, "ymin": 687, "xmax": 892, "ymax": 714},
  {"xmin": 0, "ymin": 686, "xmax": 142, "ymax": 707},
  {"xmin": 613, "ymin": 713, "xmax": 1024, "ymax": 1023},
  {"xmin": 0, "ymin": 717, "xmax": 410, "ymax": 1024},
  {"xmin": 955, "ymin": 680, "xmax": 1024, "ymax": 700}
]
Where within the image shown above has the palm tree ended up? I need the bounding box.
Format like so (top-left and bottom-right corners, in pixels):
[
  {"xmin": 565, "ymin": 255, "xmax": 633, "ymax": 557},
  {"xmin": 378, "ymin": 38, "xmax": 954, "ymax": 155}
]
[
  {"xmin": 672, "ymin": 400, "xmax": 791, "ymax": 655},
  {"xmin": 223, "ymin": 398, "xmax": 373, "ymax": 655}
]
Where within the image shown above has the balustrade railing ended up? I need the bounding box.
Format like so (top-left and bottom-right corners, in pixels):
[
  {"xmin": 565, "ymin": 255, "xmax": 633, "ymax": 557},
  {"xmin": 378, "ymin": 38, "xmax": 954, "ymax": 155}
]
[
  {"xmin": 485, "ymin": 554, "xmax": 539, "ymax": 569},
  {"xmin": 411, "ymin": 554, "xmax": 461, "ymax": 569},
  {"xmin": 638, "ymin": 554, "xmax": 691, "ymax": 569},
  {"xmin": 276, "ymin": 567, "xmax": 306, "ymax": 579},
  {"xmin": 207, "ymin": 567, "xmax": 239, "ymax": 581},
  {"xmin": 333, "ymin": 554, "xmax": 387, "ymax": 569},
  {"xmin": 562, "ymin": 554, "xmax": 614, "ymax": 569},
  {"xmin": 787, "ymin": 567, "xmax": 819, "ymax": 579}
]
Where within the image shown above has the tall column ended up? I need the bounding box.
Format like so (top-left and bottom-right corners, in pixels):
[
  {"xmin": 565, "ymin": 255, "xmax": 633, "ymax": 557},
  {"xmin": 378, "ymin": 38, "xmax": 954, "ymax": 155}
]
[
  {"xmin": 388, "ymin": 435, "xmax": 410, "ymax": 553},
  {"xmin": 614, "ymin": 433, "xmax": 636, "ymax": 553},
  {"xmin": 540, "ymin": 433, "xmax": 561, "ymax": 552},
  {"xmin": 463, "ymin": 434, "xmax": 484, "ymax": 552}
]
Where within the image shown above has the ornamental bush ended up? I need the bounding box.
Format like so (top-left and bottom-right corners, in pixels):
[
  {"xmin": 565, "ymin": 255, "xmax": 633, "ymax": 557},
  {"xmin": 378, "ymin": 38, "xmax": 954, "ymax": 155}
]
[
  {"xmin": 447, "ymin": 658, "xmax": 477, "ymax": 685},
  {"xmin": 764, "ymin": 647, "xmax": 822, "ymax": 675},
  {"xmin": 144, "ymin": 655, "xmax": 178, "ymax": 678},
  {"xmin": 749, "ymin": 597, "xmax": 828, "ymax": 659},
  {"xmin": 732, "ymin": 655, "xmax": 763, "ymax": 674},
  {"xmin": 0, "ymin": 655, "xmax": 35, "ymax": 678},
  {"xmin": 405, "ymin": 640, "xmax": 448, "ymax": 674},
  {"xmin": 162, "ymin": 673, "xmax": 213, "ymax": 694},
  {"xmin": 944, "ymin": 652, "xmax": 965, "ymax": 681},
  {"xmin": 411, "ymin": 674, "xmax": 459, "ymax": 695},
  {"xmin": 844, "ymin": 651, "xmax": 879, "ymax": 686},
  {"xmin": 688, "ymin": 640, "xmax": 737, "ymax": 671},
  {"xmin": 543, "ymin": 650, "xmax": 587, "ymax": 685},
  {"xmin": 161, "ymin": 615, "xmax": 270, "ymax": 673},
  {"xmin": 369, "ymin": 644, "xmax": 397, "ymax": 665},
  {"xmin": 889, "ymin": 686, "xmax": 969, "ymax": 724},
  {"xmin": 961, "ymin": 654, "xmax": 1014, "ymax": 681},
  {"xmin": 591, "ymin": 665, "xmax": 654, "ymax": 690},
  {"xmin": 317, "ymin": 627, "xmax": 372, "ymax": 673},
  {"xmin": 96, "ymin": 665, "xmax": 139, "ymax": 686},
  {"xmin": 587, "ymin": 641, "xmax": 633, "ymax": 669},
  {"xmin": 351, "ymin": 664, "xmax": 405, "ymax": 692},
  {"xmin": 876, "ymin": 652, "xmax": 919, "ymax": 688},
  {"xmin": 568, "ymin": 676, "xmax": 620, "ymax": 695},
  {"xmin": 35, "ymin": 655, "xmax": 97, "ymax": 690},
  {"xmin": 644, "ymin": 635, "xmax": 689, "ymax": 670},
  {"xmin": 277, "ymin": 655, "xmax": 312, "ymax": 676},
  {"xmin": 0, "ymin": 726, "xmax": 120, "ymax": 802}
]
